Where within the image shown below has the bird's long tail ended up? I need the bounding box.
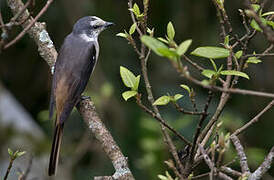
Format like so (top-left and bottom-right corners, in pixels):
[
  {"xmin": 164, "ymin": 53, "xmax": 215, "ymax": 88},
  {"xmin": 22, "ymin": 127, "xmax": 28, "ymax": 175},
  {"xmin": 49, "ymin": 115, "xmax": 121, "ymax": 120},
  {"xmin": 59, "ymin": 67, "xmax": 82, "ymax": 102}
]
[{"xmin": 48, "ymin": 123, "xmax": 64, "ymax": 176}]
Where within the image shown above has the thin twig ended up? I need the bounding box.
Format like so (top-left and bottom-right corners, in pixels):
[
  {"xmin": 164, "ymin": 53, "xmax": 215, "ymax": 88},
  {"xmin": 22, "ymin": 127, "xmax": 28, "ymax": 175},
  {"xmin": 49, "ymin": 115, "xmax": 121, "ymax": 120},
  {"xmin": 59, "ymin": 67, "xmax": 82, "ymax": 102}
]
[
  {"xmin": 173, "ymin": 102, "xmax": 205, "ymax": 115},
  {"xmin": 136, "ymin": 96, "xmax": 192, "ymax": 146},
  {"xmin": 4, "ymin": 158, "xmax": 15, "ymax": 180},
  {"xmin": 4, "ymin": 0, "xmax": 53, "ymax": 49},
  {"xmin": 233, "ymin": 100, "xmax": 274, "ymax": 136}
]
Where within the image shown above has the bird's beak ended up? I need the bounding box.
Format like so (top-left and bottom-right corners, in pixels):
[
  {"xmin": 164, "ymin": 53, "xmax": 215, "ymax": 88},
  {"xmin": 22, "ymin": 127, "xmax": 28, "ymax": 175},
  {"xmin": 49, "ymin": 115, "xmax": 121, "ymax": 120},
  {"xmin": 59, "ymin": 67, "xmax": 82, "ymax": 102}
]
[{"xmin": 104, "ymin": 22, "xmax": 114, "ymax": 28}]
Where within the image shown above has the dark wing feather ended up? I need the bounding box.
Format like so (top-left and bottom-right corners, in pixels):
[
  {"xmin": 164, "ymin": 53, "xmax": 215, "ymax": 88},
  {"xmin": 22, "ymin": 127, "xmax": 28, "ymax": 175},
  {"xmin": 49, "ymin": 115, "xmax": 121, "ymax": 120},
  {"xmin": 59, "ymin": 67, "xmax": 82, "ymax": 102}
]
[{"xmin": 54, "ymin": 35, "xmax": 97, "ymax": 124}]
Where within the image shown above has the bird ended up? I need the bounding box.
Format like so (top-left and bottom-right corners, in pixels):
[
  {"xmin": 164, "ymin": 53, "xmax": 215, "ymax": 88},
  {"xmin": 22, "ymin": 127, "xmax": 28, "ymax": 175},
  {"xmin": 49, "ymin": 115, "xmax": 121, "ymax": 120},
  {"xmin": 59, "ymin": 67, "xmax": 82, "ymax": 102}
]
[{"xmin": 48, "ymin": 16, "xmax": 114, "ymax": 176}]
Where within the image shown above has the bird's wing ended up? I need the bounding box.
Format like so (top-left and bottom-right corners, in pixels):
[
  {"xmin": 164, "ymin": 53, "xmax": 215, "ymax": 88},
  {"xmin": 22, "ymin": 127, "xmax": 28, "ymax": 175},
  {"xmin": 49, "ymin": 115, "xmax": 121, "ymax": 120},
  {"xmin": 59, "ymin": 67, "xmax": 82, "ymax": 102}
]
[{"xmin": 53, "ymin": 39, "xmax": 97, "ymax": 124}]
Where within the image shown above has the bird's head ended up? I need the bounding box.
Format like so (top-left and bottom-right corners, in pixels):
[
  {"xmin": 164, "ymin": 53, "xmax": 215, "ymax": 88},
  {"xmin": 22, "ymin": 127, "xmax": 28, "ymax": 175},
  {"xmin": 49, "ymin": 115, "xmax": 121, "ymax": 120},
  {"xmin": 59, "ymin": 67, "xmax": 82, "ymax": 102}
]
[{"xmin": 72, "ymin": 16, "xmax": 114, "ymax": 39}]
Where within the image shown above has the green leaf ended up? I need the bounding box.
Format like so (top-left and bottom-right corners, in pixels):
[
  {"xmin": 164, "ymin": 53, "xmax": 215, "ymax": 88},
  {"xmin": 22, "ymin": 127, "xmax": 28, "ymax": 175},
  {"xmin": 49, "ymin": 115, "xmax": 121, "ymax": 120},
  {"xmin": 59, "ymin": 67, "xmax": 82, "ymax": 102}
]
[
  {"xmin": 147, "ymin": 28, "xmax": 154, "ymax": 35},
  {"xmin": 209, "ymin": 59, "xmax": 217, "ymax": 71},
  {"xmin": 133, "ymin": 75, "xmax": 141, "ymax": 91},
  {"xmin": 133, "ymin": 3, "xmax": 141, "ymax": 15},
  {"xmin": 157, "ymin": 37, "xmax": 169, "ymax": 44},
  {"xmin": 235, "ymin": 50, "xmax": 243, "ymax": 59},
  {"xmin": 120, "ymin": 66, "xmax": 137, "ymax": 88},
  {"xmin": 224, "ymin": 35, "xmax": 230, "ymax": 46},
  {"xmin": 191, "ymin": 46, "xmax": 230, "ymax": 59},
  {"xmin": 122, "ymin": 91, "xmax": 137, "ymax": 101},
  {"xmin": 180, "ymin": 84, "xmax": 191, "ymax": 94},
  {"xmin": 167, "ymin": 22, "xmax": 175, "ymax": 40},
  {"xmin": 8, "ymin": 148, "xmax": 13, "ymax": 156},
  {"xmin": 262, "ymin": 11, "xmax": 274, "ymax": 17},
  {"xmin": 141, "ymin": 35, "xmax": 168, "ymax": 56},
  {"xmin": 220, "ymin": 70, "xmax": 249, "ymax": 79},
  {"xmin": 153, "ymin": 96, "xmax": 171, "ymax": 106},
  {"xmin": 177, "ymin": 39, "xmax": 192, "ymax": 56},
  {"xmin": 202, "ymin": 69, "xmax": 217, "ymax": 79},
  {"xmin": 251, "ymin": 4, "xmax": 260, "ymax": 12},
  {"xmin": 16, "ymin": 151, "xmax": 26, "ymax": 158},
  {"xmin": 173, "ymin": 94, "xmax": 183, "ymax": 101},
  {"xmin": 251, "ymin": 18, "xmax": 267, "ymax": 32},
  {"xmin": 129, "ymin": 23, "xmax": 137, "ymax": 35},
  {"xmin": 116, "ymin": 33, "xmax": 128, "ymax": 38},
  {"xmin": 246, "ymin": 57, "xmax": 262, "ymax": 64},
  {"xmin": 157, "ymin": 48, "xmax": 178, "ymax": 60},
  {"xmin": 266, "ymin": 21, "xmax": 274, "ymax": 28},
  {"xmin": 251, "ymin": 19, "xmax": 262, "ymax": 32}
]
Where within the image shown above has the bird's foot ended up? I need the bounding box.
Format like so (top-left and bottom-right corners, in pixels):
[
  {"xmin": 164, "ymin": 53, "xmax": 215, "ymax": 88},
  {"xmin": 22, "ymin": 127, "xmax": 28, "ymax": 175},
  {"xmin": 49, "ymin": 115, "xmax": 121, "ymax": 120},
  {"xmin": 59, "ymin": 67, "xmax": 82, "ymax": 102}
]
[{"xmin": 80, "ymin": 95, "xmax": 91, "ymax": 100}]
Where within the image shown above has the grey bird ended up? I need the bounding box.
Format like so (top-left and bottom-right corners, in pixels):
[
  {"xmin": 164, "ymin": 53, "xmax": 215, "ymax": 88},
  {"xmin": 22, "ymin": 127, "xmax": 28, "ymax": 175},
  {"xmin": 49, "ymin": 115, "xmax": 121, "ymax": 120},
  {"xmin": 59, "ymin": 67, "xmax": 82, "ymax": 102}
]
[{"xmin": 48, "ymin": 16, "xmax": 113, "ymax": 176}]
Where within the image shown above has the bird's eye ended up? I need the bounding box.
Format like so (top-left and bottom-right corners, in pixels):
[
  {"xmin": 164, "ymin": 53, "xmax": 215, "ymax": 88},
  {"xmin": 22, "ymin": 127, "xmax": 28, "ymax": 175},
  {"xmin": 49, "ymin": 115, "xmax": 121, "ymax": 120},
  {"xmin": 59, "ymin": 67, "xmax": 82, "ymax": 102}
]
[{"xmin": 93, "ymin": 25, "xmax": 100, "ymax": 29}]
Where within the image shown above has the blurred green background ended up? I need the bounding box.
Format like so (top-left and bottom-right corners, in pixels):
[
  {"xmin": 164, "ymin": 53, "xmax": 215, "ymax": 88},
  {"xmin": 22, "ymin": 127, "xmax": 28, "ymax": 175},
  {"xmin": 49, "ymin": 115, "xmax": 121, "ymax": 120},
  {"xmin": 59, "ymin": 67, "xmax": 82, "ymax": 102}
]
[{"xmin": 0, "ymin": 0, "xmax": 274, "ymax": 179}]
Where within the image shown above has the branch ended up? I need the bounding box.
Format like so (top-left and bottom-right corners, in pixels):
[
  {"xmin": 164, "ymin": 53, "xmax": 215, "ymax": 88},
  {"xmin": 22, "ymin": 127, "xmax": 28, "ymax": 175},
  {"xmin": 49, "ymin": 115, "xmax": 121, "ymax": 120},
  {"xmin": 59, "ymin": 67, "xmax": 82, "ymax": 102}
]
[
  {"xmin": 136, "ymin": 96, "xmax": 192, "ymax": 146},
  {"xmin": 249, "ymin": 147, "xmax": 274, "ymax": 180},
  {"xmin": 4, "ymin": 0, "xmax": 54, "ymax": 49},
  {"xmin": 231, "ymin": 135, "xmax": 250, "ymax": 174},
  {"xmin": 77, "ymin": 100, "xmax": 134, "ymax": 180},
  {"xmin": 5, "ymin": 0, "xmax": 135, "ymax": 178},
  {"xmin": 233, "ymin": 100, "xmax": 274, "ymax": 136}
]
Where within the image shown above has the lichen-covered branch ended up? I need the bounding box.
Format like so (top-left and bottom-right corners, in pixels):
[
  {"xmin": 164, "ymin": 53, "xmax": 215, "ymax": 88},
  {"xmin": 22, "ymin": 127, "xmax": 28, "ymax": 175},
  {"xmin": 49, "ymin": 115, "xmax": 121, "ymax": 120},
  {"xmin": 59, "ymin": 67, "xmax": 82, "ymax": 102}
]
[{"xmin": 77, "ymin": 100, "xmax": 134, "ymax": 180}]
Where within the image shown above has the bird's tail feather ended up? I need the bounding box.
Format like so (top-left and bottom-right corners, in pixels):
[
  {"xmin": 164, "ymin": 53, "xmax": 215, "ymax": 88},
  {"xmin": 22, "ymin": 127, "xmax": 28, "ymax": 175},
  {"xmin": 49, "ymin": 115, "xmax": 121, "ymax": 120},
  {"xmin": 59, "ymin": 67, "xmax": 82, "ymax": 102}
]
[{"xmin": 48, "ymin": 123, "xmax": 64, "ymax": 176}]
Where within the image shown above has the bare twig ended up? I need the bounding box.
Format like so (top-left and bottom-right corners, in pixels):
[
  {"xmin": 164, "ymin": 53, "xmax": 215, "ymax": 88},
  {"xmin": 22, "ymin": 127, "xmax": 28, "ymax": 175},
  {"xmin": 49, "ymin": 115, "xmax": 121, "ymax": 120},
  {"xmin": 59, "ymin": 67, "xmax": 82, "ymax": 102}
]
[
  {"xmin": 233, "ymin": 100, "xmax": 274, "ymax": 136},
  {"xmin": 173, "ymin": 102, "xmax": 205, "ymax": 115},
  {"xmin": 4, "ymin": 157, "xmax": 15, "ymax": 180},
  {"xmin": 231, "ymin": 135, "xmax": 250, "ymax": 174},
  {"xmin": 4, "ymin": 0, "xmax": 54, "ymax": 49},
  {"xmin": 136, "ymin": 96, "xmax": 192, "ymax": 146}
]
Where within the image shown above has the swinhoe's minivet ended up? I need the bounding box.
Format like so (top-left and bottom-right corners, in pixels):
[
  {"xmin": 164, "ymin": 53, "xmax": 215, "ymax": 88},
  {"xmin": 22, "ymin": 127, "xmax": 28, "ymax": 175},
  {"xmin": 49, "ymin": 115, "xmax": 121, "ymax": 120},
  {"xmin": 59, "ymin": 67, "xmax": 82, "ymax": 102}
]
[{"xmin": 48, "ymin": 16, "xmax": 114, "ymax": 176}]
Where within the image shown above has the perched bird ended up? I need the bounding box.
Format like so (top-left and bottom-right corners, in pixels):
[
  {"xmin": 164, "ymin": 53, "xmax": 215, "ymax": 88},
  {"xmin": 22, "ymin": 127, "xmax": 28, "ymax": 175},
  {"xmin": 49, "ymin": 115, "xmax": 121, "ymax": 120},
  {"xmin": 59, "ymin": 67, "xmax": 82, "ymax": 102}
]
[{"xmin": 48, "ymin": 16, "xmax": 113, "ymax": 176}]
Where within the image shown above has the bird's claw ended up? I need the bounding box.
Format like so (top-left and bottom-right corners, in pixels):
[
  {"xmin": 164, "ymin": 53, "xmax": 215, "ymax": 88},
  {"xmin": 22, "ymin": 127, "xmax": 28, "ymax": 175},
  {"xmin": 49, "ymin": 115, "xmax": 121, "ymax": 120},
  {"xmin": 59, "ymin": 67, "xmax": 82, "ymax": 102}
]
[{"xmin": 80, "ymin": 95, "xmax": 91, "ymax": 100}]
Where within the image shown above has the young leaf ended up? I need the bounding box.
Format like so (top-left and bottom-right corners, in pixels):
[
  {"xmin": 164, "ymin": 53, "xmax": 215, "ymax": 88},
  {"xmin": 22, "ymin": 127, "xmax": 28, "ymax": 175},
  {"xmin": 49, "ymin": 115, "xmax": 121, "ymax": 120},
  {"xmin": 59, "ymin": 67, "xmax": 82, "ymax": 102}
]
[
  {"xmin": 8, "ymin": 148, "xmax": 13, "ymax": 156},
  {"xmin": 153, "ymin": 96, "xmax": 171, "ymax": 106},
  {"xmin": 157, "ymin": 48, "xmax": 178, "ymax": 60},
  {"xmin": 133, "ymin": 3, "xmax": 141, "ymax": 15},
  {"xmin": 191, "ymin": 46, "xmax": 230, "ymax": 59},
  {"xmin": 173, "ymin": 94, "xmax": 183, "ymax": 101},
  {"xmin": 246, "ymin": 57, "xmax": 262, "ymax": 64},
  {"xmin": 133, "ymin": 75, "xmax": 141, "ymax": 91},
  {"xmin": 262, "ymin": 11, "xmax": 274, "ymax": 17},
  {"xmin": 180, "ymin": 84, "xmax": 191, "ymax": 94},
  {"xmin": 167, "ymin": 22, "xmax": 175, "ymax": 40},
  {"xmin": 235, "ymin": 50, "xmax": 243, "ymax": 59},
  {"xmin": 120, "ymin": 66, "xmax": 137, "ymax": 88},
  {"xmin": 251, "ymin": 4, "xmax": 260, "ymax": 12},
  {"xmin": 116, "ymin": 33, "xmax": 128, "ymax": 38},
  {"xmin": 220, "ymin": 70, "xmax": 249, "ymax": 79},
  {"xmin": 224, "ymin": 35, "xmax": 230, "ymax": 46},
  {"xmin": 209, "ymin": 59, "xmax": 217, "ymax": 71},
  {"xmin": 141, "ymin": 35, "xmax": 168, "ymax": 56},
  {"xmin": 251, "ymin": 19, "xmax": 262, "ymax": 32},
  {"xmin": 266, "ymin": 21, "xmax": 274, "ymax": 28},
  {"xmin": 16, "ymin": 151, "xmax": 26, "ymax": 158},
  {"xmin": 122, "ymin": 91, "xmax": 137, "ymax": 101},
  {"xmin": 129, "ymin": 23, "xmax": 137, "ymax": 35},
  {"xmin": 157, "ymin": 37, "xmax": 169, "ymax": 44},
  {"xmin": 177, "ymin": 39, "xmax": 192, "ymax": 56},
  {"xmin": 202, "ymin": 69, "xmax": 217, "ymax": 79}
]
